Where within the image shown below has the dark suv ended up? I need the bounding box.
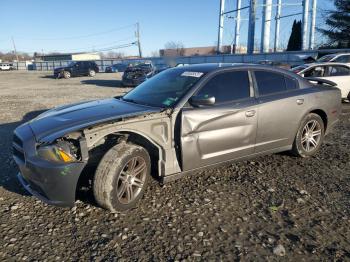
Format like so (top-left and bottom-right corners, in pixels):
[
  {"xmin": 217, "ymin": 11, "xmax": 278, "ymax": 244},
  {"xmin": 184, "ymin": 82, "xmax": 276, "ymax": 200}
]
[{"xmin": 54, "ymin": 61, "xmax": 99, "ymax": 79}]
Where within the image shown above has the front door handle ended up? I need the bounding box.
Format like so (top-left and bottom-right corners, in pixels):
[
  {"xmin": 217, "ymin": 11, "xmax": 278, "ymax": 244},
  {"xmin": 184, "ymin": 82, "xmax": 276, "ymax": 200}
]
[
  {"xmin": 296, "ymin": 98, "xmax": 304, "ymax": 105},
  {"xmin": 245, "ymin": 110, "xmax": 256, "ymax": 117}
]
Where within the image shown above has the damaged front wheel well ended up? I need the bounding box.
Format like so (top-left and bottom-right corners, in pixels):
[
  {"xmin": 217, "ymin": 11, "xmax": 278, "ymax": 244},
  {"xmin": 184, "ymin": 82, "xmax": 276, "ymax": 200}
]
[
  {"xmin": 87, "ymin": 131, "xmax": 160, "ymax": 178},
  {"xmin": 119, "ymin": 132, "xmax": 160, "ymax": 179}
]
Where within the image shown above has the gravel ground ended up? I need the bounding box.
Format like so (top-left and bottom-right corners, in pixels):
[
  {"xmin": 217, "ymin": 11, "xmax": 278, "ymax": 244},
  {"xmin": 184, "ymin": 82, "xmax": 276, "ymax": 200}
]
[{"xmin": 0, "ymin": 71, "xmax": 349, "ymax": 261}]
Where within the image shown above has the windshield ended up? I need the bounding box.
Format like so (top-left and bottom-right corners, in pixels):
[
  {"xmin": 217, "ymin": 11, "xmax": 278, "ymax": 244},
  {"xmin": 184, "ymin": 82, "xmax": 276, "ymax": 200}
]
[
  {"xmin": 122, "ymin": 68, "xmax": 205, "ymax": 108},
  {"xmin": 136, "ymin": 63, "xmax": 152, "ymax": 69},
  {"xmin": 68, "ymin": 61, "xmax": 76, "ymax": 67},
  {"xmin": 317, "ymin": 54, "xmax": 336, "ymax": 62},
  {"xmin": 291, "ymin": 65, "xmax": 308, "ymax": 73}
]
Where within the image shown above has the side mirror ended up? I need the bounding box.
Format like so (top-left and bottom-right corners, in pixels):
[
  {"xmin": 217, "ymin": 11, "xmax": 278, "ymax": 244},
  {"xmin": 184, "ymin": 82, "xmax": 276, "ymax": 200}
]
[{"xmin": 189, "ymin": 95, "xmax": 215, "ymax": 107}]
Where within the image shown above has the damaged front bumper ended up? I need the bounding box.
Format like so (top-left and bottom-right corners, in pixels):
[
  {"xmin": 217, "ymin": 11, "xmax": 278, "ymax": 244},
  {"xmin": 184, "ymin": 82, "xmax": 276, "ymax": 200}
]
[{"xmin": 13, "ymin": 123, "xmax": 86, "ymax": 207}]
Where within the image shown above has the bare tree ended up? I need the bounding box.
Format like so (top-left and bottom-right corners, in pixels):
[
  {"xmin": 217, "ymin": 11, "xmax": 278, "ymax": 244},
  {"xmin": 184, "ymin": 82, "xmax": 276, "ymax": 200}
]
[
  {"xmin": 0, "ymin": 51, "xmax": 32, "ymax": 62},
  {"xmin": 164, "ymin": 41, "xmax": 185, "ymax": 56},
  {"xmin": 103, "ymin": 51, "xmax": 125, "ymax": 59},
  {"xmin": 150, "ymin": 50, "xmax": 160, "ymax": 57}
]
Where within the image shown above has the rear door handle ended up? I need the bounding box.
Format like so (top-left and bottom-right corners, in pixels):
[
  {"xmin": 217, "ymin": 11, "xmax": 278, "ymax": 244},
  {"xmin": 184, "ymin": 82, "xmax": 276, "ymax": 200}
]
[
  {"xmin": 296, "ymin": 98, "xmax": 304, "ymax": 105},
  {"xmin": 245, "ymin": 110, "xmax": 256, "ymax": 117}
]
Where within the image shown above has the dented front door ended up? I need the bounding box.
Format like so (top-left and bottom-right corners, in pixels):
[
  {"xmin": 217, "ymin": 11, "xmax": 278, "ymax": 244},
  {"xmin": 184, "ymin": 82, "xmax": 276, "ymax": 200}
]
[{"xmin": 180, "ymin": 98, "xmax": 258, "ymax": 171}]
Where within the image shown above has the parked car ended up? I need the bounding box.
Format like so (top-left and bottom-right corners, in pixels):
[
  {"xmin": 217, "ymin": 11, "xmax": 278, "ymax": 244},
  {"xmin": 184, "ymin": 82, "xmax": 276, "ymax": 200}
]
[
  {"xmin": 121, "ymin": 63, "xmax": 155, "ymax": 86},
  {"xmin": 54, "ymin": 61, "xmax": 99, "ymax": 79},
  {"xmin": 105, "ymin": 63, "xmax": 128, "ymax": 73},
  {"xmin": 291, "ymin": 63, "xmax": 350, "ymax": 101},
  {"xmin": 0, "ymin": 63, "xmax": 15, "ymax": 70},
  {"xmin": 258, "ymin": 60, "xmax": 291, "ymax": 69},
  {"xmin": 316, "ymin": 53, "xmax": 350, "ymax": 65},
  {"xmin": 154, "ymin": 63, "xmax": 170, "ymax": 74},
  {"xmin": 176, "ymin": 63, "xmax": 191, "ymax": 67},
  {"xmin": 13, "ymin": 64, "xmax": 341, "ymax": 212}
]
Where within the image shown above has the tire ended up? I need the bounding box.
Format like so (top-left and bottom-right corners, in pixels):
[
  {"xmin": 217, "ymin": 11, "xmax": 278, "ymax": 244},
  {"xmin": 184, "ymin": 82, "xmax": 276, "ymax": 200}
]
[
  {"xmin": 93, "ymin": 143, "xmax": 151, "ymax": 212},
  {"xmin": 88, "ymin": 69, "xmax": 96, "ymax": 77},
  {"xmin": 291, "ymin": 113, "xmax": 325, "ymax": 157},
  {"xmin": 63, "ymin": 71, "xmax": 71, "ymax": 79}
]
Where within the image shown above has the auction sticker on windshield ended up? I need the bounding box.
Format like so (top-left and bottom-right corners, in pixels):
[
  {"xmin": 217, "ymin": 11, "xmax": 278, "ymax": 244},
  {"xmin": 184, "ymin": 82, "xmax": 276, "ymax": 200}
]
[{"xmin": 181, "ymin": 71, "xmax": 204, "ymax": 78}]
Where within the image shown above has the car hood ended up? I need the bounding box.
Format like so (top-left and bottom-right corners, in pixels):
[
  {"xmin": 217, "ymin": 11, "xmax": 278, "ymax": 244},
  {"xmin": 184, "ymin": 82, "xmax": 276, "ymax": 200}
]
[{"xmin": 28, "ymin": 98, "xmax": 160, "ymax": 142}]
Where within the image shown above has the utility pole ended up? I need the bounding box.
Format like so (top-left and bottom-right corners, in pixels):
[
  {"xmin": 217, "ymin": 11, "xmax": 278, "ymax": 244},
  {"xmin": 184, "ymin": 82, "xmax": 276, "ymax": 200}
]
[
  {"xmin": 217, "ymin": 0, "xmax": 225, "ymax": 53},
  {"xmin": 309, "ymin": 0, "xmax": 317, "ymax": 49},
  {"xmin": 247, "ymin": 0, "xmax": 257, "ymax": 54},
  {"xmin": 136, "ymin": 22, "xmax": 142, "ymax": 58},
  {"xmin": 301, "ymin": 0, "xmax": 310, "ymax": 50},
  {"xmin": 274, "ymin": 0, "xmax": 282, "ymax": 52},
  {"xmin": 261, "ymin": 0, "xmax": 272, "ymax": 53},
  {"xmin": 11, "ymin": 37, "xmax": 19, "ymax": 62},
  {"xmin": 233, "ymin": 0, "xmax": 242, "ymax": 54}
]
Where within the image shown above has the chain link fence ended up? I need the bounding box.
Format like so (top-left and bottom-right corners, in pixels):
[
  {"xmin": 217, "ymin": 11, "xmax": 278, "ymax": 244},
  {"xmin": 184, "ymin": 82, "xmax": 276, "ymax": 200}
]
[{"xmin": 9, "ymin": 49, "xmax": 350, "ymax": 71}]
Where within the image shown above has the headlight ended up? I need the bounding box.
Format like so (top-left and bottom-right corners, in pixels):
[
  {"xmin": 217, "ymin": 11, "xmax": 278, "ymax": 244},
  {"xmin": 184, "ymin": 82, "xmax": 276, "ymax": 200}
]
[{"xmin": 37, "ymin": 145, "xmax": 75, "ymax": 163}]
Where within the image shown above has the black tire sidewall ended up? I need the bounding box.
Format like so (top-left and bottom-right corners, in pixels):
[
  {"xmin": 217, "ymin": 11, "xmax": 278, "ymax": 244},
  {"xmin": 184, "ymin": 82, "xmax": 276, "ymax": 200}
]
[
  {"xmin": 88, "ymin": 69, "xmax": 95, "ymax": 77},
  {"xmin": 64, "ymin": 71, "xmax": 70, "ymax": 79},
  {"xmin": 95, "ymin": 144, "xmax": 151, "ymax": 212},
  {"xmin": 293, "ymin": 113, "xmax": 325, "ymax": 157}
]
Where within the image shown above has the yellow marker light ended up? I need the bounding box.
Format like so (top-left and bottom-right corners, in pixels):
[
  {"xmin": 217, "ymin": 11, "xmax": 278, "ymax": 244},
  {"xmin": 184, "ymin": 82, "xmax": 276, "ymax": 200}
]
[{"xmin": 55, "ymin": 148, "xmax": 74, "ymax": 163}]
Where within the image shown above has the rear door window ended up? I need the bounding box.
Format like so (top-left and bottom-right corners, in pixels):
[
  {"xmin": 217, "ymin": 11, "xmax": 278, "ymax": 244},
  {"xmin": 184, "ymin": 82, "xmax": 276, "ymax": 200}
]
[
  {"xmin": 254, "ymin": 71, "xmax": 298, "ymax": 96},
  {"xmin": 285, "ymin": 77, "xmax": 298, "ymax": 90},
  {"xmin": 197, "ymin": 71, "xmax": 250, "ymax": 103}
]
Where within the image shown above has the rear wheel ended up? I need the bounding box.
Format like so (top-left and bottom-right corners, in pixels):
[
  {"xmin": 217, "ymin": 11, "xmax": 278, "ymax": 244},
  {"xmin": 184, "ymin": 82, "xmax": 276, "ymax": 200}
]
[
  {"xmin": 93, "ymin": 143, "xmax": 150, "ymax": 212},
  {"xmin": 88, "ymin": 69, "xmax": 96, "ymax": 77},
  {"xmin": 63, "ymin": 71, "xmax": 71, "ymax": 79},
  {"xmin": 346, "ymin": 91, "xmax": 350, "ymax": 103},
  {"xmin": 291, "ymin": 113, "xmax": 324, "ymax": 157}
]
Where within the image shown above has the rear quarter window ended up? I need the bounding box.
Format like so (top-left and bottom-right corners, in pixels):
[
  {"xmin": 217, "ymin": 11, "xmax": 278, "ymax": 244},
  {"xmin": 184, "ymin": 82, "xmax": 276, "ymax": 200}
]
[
  {"xmin": 285, "ymin": 77, "xmax": 299, "ymax": 90},
  {"xmin": 254, "ymin": 71, "xmax": 299, "ymax": 96}
]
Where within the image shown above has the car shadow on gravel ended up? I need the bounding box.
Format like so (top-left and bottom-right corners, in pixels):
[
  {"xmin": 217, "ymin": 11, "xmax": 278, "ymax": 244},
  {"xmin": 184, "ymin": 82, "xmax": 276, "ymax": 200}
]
[
  {"xmin": 40, "ymin": 75, "xmax": 56, "ymax": 79},
  {"xmin": 81, "ymin": 79, "xmax": 123, "ymax": 88},
  {"xmin": 0, "ymin": 109, "xmax": 47, "ymax": 197}
]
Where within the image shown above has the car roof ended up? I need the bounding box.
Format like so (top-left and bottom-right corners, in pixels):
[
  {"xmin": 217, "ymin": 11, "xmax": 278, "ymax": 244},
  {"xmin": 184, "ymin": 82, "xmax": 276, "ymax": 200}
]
[
  {"xmin": 329, "ymin": 53, "xmax": 350, "ymax": 56},
  {"xmin": 303, "ymin": 62, "xmax": 350, "ymax": 67},
  {"xmin": 175, "ymin": 63, "xmax": 311, "ymax": 88},
  {"xmin": 175, "ymin": 63, "xmax": 294, "ymax": 74}
]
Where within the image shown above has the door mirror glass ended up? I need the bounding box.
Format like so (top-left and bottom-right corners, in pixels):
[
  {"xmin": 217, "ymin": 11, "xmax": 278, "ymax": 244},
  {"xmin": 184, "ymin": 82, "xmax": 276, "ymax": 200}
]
[{"xmin": 189, "ymin": 95, "xmax": 215, "ymax": 107}]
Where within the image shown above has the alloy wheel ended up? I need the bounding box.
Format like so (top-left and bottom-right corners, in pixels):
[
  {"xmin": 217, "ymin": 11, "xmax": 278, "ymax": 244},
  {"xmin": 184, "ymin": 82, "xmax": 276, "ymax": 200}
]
[
  {"xmin": 116, "ymin": 156, "xmax": 147, "ymax": 204},
  {"xmin": 301, "ymin": 119, "xmax": 322, "ymax": 152}
]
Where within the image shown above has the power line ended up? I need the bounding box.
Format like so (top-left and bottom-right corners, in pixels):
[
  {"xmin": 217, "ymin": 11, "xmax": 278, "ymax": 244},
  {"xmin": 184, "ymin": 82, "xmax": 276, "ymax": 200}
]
[
  {"xmin": 90, "ymin": 42, "xmax": 137, "ymax": 53},
  {"xmin": 13, "ymin": 23, "xmax": 136, "ymax": 41},
  {"xmin": 47, "ymin": 36, "xmax": 136, "ymax": 53},
  {"xmin": 47, "ymin": 42, "xmax": 138, "ymax": 54}
]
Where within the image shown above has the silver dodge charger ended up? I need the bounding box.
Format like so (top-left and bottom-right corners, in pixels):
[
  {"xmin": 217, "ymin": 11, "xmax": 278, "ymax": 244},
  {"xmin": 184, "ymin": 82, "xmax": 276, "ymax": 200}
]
[{"xmin": 13, "ymin": 64, "xmax": 341, "ymax": 211}]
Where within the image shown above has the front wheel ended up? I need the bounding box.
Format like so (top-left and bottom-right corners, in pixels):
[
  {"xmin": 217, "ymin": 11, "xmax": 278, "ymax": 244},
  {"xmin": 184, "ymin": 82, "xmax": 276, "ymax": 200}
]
[
  {"xmin": 63, "ymin": 71, "xmax": 71, "ymax": 79},
  {"xmin": 88, "ymin": 69, "xmax": 96, "ymax": 77},
  {"xmin": 93, "ymin": 143, "xmax": 150, "ymax": 212},
  {"xmin": 291, "ymin": 113, "xmax": 325, "ymax": 157}
]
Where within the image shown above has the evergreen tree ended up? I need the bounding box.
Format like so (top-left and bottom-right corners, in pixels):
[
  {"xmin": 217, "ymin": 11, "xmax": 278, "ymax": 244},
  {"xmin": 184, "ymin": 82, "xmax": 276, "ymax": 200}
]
[
  {"xmin": 287, "ymin": 20, "xmax": 302, "ymax": 51},
  {"xmin": 319, "ymin": 0, "xmax": 350, "ymax": 48}
]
